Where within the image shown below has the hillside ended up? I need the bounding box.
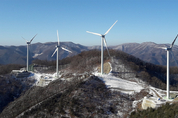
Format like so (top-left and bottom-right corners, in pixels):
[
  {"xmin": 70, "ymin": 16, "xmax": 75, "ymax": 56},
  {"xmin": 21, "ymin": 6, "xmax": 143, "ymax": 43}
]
[{"xmin": 0, "ymin": 49, "xmax": 178, "ymax": 117}]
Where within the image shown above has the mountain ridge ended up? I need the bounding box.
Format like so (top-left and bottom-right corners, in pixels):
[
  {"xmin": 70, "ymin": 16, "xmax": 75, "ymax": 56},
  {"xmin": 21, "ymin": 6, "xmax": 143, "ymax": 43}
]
[
  {"xmin": 1, "ymin": 41, "xmax": 178, "ymax": 66},
  {"xmin": 1, "ymin": 49, "xmax": 178, "ymax": 117}
]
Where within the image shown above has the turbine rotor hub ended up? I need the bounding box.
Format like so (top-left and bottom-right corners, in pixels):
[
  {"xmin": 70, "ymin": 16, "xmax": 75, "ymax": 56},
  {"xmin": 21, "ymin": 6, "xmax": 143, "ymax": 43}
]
[
  {"xmin": 102, "ymin": 35, "xmax": 105, "ymax": 38},
  {"xmin": 166, "ymin": 47, "xmax": 172, "ymax": 51}
]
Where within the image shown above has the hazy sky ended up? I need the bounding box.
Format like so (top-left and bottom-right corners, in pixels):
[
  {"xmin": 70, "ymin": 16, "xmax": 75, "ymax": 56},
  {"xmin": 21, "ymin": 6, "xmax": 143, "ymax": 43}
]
[{"xmin": 1, "ymin": 0, "xmax": 178, "ymax": 46}]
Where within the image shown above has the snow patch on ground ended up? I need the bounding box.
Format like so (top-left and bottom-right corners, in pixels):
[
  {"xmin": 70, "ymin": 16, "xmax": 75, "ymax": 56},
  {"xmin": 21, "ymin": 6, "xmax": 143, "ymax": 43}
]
[
  {"xmin": 93, "ymin": 61, "xmax": 178, "ymax": 111},
  {"xmin": 29, "ymin": 72, "xmax": 62, "ymax": 86},
  {"xmin": 108, "ymin": 62, "xmax": 112, "ymax": 74},
  {"xmin": 132, "ymin": 99, "xmax": 143, "ymax": 108},
  {"xmin": 93, "ymin": 62, "xmax": 143, "ymax": 94},
  {"xmin": 94, "ymin": 72, "xmax": 144, "ymax": 94},
  {"xmin": 33, "ymin": 53, "xmax": 43, "ymax": 58}
]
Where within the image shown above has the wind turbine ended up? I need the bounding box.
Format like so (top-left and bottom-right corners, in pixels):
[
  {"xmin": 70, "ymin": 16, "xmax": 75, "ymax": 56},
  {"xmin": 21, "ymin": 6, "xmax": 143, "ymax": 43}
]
[
  {"xmin": 159, "ymin": 34, "xmax": 178, "ymax": 99},
  {"xmin": 86, "ymin": 20, "xmax": 118, "ymax": 74},
  {"xmin": 51, "ymin": 30, "xmax": 72, "ymax": 78},
  {"xmin": 22, "ymin": 34, "xmax": 37, "ymax": 71}
]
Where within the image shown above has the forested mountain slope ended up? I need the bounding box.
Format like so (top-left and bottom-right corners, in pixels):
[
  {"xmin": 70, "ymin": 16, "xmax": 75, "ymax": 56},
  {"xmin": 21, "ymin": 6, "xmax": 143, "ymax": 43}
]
[{"xmin": 0, "ymin": 49, "xmax": 178, "ymax": 118}]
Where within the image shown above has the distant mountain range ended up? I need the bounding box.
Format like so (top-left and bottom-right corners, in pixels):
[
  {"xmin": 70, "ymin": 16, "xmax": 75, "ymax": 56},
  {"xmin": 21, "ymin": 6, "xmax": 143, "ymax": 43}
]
[
  {"xmin": 0, "ymin": 42, "xmax": 88, "ymax": 65},
  {"xmin": 1, "ymin": 42, "xmax": 178, "ymax": 66},
  {"xmin": 111, "ymin": 42, "xmax": 178, "ymax": 66}
]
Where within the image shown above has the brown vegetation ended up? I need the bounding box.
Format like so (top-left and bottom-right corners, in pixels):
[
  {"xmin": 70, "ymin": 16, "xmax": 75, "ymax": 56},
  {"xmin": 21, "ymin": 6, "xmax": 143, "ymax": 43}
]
[
  {"xmin": 0, "ymin": 76, "xmax": 133, "ymax": 118},
  {"xmin": 130, "ymin": 102, "xmax": 178, "ymax": 118},
  {"xmin": 1, "ymin": 49, "xmax": 178, "ymax": 117},
  {"xmin": 33, "ymin": 49, "xmax": 178, "ymax": 90}
]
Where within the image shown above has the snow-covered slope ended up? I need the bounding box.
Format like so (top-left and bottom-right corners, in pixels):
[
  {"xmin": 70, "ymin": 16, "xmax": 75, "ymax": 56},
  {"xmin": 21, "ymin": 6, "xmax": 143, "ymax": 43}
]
[
  {"xmin": 93, "ymin": 61, "xmax": 178, "ymax": 111},
  {"xmin": 95, "ymin": 73, "xmax": 143, "ymax": 94}
]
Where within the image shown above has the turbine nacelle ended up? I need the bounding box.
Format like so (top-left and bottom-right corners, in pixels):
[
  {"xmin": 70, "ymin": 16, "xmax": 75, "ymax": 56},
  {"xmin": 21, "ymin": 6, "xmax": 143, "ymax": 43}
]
[
  {"xmin": 159, "ymin": 34, "xmax": 178, "ymax": 99},
  {"xmin": 22, "ymin": 34, "xmax": 37, "ymax": 71},
  {"xmin": 86, "ymin": 20, "xmax": 118, "ymax": 58},
  {"xmin": 23, "ymin": 34, "xmax": 37, "ymax": 45},
  {"xmin": 86, "ymin": 20, "xmax": 118, "ymax": 74},
  {"xmin": 56, "ymin": 45, "xmax": 60, "ymax": 48},
  {"xmin": 52, "ymin": 30, "xmax": 72, "ymax": 78},
  {"xmin": 166, "ymin": 47, "xmax": 172, "ymax": 51}
]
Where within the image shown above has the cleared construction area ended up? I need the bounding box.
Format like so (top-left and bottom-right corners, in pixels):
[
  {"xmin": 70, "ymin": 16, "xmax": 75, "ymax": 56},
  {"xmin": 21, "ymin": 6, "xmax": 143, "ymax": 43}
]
[
  {"xmin": 142, "ymin": 89, "xmax": 178, "ymax": 109},
  {"xmin": 97, "ymin": 61, "xmax": 111, "ymax": 74}
]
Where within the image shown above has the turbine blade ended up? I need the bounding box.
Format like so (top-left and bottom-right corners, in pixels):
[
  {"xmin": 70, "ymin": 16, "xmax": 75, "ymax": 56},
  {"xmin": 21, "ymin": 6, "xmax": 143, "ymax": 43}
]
[
  {"xmin": 104, "ymin": 20, "xmax": 118, "ymax": 35},
  {"xmin": 86, "ymin": 31, "xmax": 102, "ymax": 36},
  {"xmin": 51, "ymin": 48, "xmax": 58, "ymax": 57},
  {"xmin": 30, "ymin": 34, "xmax": 37, "ymax": 43},
  {"xmin": 157, "ymin": 47, "xmax": 167, "ymax": 50},
  {"xmin": 57, "ymin": 30, "xmax": 60, "ymax": 46},
  {"xmin": 170, "ymin": 34, "xmax": 178, "ymax": 48},
  {"xmin": 61, "ymin": 47, "xmax": 72, "ymax": 53},
  {"xmin": 171, "ymin": 51, "xmax": 178, "ymax": 67},
  {"xmin": 103, "ymin": 38, "xmax": 110, "ymax": 57},
  {"xmin": 22, "ymin": 37, "xmax": 28, "ymax": 42}
]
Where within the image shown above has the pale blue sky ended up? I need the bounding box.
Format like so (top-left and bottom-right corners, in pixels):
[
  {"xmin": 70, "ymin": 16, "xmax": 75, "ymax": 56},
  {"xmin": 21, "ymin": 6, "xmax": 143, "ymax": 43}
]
[{"xmin": 1, "ymin": 0, "xmax": 178, "ymax": 46}]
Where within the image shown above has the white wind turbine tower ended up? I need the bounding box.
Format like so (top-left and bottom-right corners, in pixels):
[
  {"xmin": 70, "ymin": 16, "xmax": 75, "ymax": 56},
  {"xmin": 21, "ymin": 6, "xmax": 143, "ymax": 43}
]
[
  {"xmin": 22, "ymin": 34, "xmax": 37, "ymax": 71},
  {"xmin": 86, "ymin": 20, "xmax": 118, "ymax": 74},
  {"xmin": 159, "ymin": 34, "xmax": 178, "ymax": 99},
  {"xmin": 51, "ymin": 30, "xmax": 72, "ymax": 78}
]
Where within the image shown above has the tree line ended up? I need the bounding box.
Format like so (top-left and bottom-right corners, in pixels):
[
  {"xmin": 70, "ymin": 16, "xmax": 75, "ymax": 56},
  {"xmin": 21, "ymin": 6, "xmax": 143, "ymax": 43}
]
[
  {"xmin": 0, "ymin": 64, "xmax": 24, "ymax": 75},
  {"xmin": 32, "ymin": 49, "xmax": 178, "ymax": 90}
]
